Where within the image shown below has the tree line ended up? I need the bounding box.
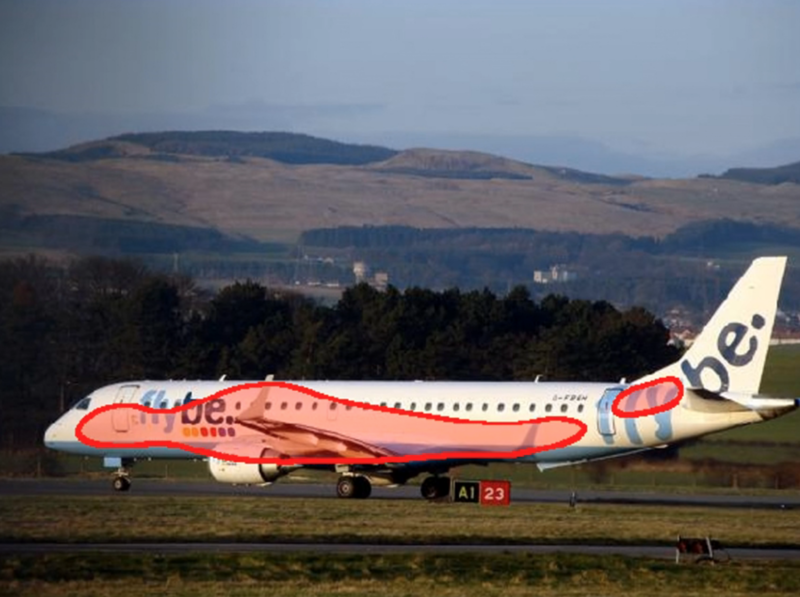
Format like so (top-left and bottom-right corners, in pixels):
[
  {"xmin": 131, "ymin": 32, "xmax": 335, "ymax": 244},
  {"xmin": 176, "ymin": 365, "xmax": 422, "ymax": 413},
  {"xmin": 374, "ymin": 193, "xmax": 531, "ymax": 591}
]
[{"xmin": 0, "ymin": 255, "xmax": 679, "ymax": 448}]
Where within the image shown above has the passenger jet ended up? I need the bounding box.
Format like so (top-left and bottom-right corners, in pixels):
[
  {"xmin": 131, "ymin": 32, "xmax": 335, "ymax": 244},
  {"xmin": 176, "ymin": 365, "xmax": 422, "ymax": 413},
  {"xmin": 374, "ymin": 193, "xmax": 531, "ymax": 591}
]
[{"xmin": 44, "ymin": 257, "xmax": 798, "ymax": 499}]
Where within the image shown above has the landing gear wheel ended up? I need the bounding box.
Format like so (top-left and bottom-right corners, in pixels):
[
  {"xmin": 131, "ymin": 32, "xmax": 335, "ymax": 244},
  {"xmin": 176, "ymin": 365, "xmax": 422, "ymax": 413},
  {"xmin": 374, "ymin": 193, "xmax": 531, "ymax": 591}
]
[
  {"xmin": 337, "ymin": 476, "xmax": 372, "ymax": 499},
  {"xmin": 112, "ymin": 476, "xmax": 131, "ymax": 492},
  {"xmin": 353, "ymin": 475, "xmax": 372, "ymax": 499},
  {"xmin": 421, "ymin": 476, "xmax": 451, "ymax": 500},
  {"xmin": 337, "ymin": 476, "xmax": 356, "ymax": 498}
]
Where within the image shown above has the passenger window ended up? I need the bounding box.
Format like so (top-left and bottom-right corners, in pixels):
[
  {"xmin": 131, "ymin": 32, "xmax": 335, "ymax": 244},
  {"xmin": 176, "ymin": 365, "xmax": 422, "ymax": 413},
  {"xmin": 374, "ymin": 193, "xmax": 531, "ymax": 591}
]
[
  {"xmin": 578, "ymin": 404, "xmax": 584, "ymax": 413},
  {"xmin": 560, "ymin": 404, "xmax": 568, "ymax": 413},
  {"xmin": 393, "ymin": 402, "xmax": 401, "ymax": 409},
  {"xmin": 265, "ymin": 402, "xmax": 272, "ymax": 410},
  {"xmin": 482, "ymin": 403, "xmax": 488, "ymax": 412},
  {"xmin": 529, "ymin": 403, "xmax": 536, "ymax": 412},
  {"xmin": 453, "ymin": 403, "xmax": 460, "ymax": 412},
  {"xmin": 380, "ymin": 402, "xmax": 387, "ymax": 407},
  {"xmin": 545, "ymin": 404, "xmax": 553, "ymax": 413},
  {"xmin": 424, "ymin": 403, "xmax": 432, "ymax": 411},
  {"xmin": 497, "ymin": 404, "xmax": 505, "ymax": 412},
  {"xmin": 280, "ymin": 402, "xmax": 288, "ymax": 410},
  {"xmin": 437, "ymin": 403, "xmax": 444, "ymax": 412},
  {"xmin": 295, "ymin": 402, "xmax": 302, "ymax": 410},
  {"xmin": 311, "ymin": 402, "xmax": 318, "ymax": 410},
  {"xmin": 466, "ymin": 403, "xmax": 473, "ymax": 411},
  {"xmin": 330, "ymin": 403, "xmax": 337, "ymax": 410},
  {"xmin": 512, "ymin": 403, "xmax": 520, "ymax": 412},
  {"xmin": 410, "ymin": 402, "xmax": 417, "ymax": 411}
]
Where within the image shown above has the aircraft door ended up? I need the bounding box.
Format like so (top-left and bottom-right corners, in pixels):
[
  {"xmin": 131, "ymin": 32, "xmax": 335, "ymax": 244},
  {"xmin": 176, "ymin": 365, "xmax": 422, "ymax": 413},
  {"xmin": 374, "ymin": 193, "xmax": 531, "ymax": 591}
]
[
  {"xmin": 597, "ymin": 387, "xmax": 622, "ymax": 444},
  {"xmin": 112, "ymin": 385, "xmax": 139, "ymax": 433}
]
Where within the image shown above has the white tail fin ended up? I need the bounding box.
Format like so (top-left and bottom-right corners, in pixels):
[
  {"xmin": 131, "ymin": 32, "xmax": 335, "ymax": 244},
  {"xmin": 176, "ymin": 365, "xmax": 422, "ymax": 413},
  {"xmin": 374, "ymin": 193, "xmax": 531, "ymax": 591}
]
[{"xmin": 638, "ymin": 257, "xmax": 787, "ymax": 394}]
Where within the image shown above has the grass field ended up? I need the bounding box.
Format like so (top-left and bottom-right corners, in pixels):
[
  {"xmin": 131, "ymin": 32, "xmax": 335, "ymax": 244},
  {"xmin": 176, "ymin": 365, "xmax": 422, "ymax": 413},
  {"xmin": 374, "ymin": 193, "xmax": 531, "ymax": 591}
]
[
  {"xmin": 2, "ymin": 496, "xmax": 800, "ymax": 597},
  {"xmin": 3, "ymin": 552, "xmax": 800, "ymax": 597},
  {"xmin": 2, "ymin": 496, "xmax": 799, "ymax": 547}
]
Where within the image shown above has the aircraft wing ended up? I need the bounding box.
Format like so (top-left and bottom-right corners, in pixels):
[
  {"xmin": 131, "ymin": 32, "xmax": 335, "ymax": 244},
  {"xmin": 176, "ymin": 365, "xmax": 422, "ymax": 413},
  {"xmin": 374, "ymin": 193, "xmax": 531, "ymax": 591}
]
[
  {"xmin": 233, "ymin": 384, "xmax": 398, "ymax": 460},
  {"xmin": 235, "ymin": 414, "xmax": 397, "ymax": 460}
]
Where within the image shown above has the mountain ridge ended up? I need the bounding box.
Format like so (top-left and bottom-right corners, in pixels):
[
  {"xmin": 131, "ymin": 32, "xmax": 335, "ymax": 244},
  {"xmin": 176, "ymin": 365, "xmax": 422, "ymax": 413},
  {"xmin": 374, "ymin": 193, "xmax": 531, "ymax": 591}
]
[{"xmin": 2, "ymin": 131, "xmax": 799, "ymax": 252}]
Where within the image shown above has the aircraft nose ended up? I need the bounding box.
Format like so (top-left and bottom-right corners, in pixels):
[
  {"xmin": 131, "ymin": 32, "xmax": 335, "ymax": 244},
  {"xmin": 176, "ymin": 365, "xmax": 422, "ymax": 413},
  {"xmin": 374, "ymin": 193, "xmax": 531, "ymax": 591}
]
[{"xmin": 44, "ymin": 422, "xmax": 61, "ymax": 448}]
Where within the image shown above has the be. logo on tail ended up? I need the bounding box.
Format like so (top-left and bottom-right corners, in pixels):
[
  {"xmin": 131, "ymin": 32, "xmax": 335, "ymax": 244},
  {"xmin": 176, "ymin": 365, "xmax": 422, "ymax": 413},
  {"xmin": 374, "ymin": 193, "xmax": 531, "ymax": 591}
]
[{"xmin": 679, "ymin": 314, "xmax": 765, "ymax": 393}]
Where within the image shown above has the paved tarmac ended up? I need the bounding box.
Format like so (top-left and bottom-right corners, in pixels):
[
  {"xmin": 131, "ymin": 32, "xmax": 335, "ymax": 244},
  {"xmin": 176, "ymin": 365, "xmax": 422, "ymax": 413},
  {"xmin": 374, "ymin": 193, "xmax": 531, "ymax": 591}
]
[{"xmin": 1, "ymin": 478, "xmax": 798, "ymax": 510}]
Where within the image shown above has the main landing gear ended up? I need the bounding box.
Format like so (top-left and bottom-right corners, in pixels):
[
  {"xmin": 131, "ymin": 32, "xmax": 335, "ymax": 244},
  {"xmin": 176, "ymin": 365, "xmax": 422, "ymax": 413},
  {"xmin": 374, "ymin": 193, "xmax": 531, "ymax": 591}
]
[
  {"xmin": 420, "ymin": 476, "xmax": 451, "ymax": 500},
  {"xmin": 335, "ymin": 474, "xmax": 452, "ymax": 500},
  {"xmin": 336, "ymin": 475, "xmax": 372, "ymax": 499}
]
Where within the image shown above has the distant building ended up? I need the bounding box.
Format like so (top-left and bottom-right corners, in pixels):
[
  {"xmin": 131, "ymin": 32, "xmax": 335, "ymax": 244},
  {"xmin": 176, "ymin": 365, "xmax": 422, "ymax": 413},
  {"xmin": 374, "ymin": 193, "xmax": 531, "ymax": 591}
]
[
  {"xmin": 373, "ymin": 272, "xmax": 389, "ymax": 291},
  {"xmin": 353, "ymin": 261, "xmax": 389, "ymax": 290},
  {"xmin": 533, "ymin": 264, "xmax": 578, "ymax": 284},
  {"xmin": 353, "ymin": 261, "xmax": 369, "ymax": 284}
]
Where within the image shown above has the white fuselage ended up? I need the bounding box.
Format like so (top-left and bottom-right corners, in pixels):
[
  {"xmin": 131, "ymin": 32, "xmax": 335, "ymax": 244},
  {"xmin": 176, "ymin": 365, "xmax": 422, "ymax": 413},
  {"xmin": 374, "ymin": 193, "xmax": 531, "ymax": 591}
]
[{"xmin": 44, "ymin": 378, "xmax": 772, "ymax": 469}]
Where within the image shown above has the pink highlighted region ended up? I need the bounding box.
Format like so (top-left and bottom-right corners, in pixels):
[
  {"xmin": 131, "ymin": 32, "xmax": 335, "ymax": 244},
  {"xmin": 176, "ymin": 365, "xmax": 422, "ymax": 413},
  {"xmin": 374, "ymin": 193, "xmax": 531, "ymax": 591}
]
[
  {"xmin": 611, "ymin": 376, "xmax": 684, "ymax": 418},
  {"xmin": 76, "ymin": 382, "xmax": 588, "ymax": 465}
]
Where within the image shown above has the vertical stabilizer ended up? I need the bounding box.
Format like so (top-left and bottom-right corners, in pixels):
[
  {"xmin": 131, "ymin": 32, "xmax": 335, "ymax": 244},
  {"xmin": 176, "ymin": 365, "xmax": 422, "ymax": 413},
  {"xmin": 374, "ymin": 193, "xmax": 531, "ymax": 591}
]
[{"xmin": 637, "ymin": 257, "xmax": 787, "ymax": 394}]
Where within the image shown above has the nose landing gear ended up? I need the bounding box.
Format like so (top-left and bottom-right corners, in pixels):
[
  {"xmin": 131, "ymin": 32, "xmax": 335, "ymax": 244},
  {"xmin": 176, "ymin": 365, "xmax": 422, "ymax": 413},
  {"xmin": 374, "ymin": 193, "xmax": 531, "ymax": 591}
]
[
  {"xmin": 112, "ymin": 475, "xmax": 131, "ymax": 492},
  {"xmin": 106, "ymin": 457, "xmax": 134, "ymax": 492}
]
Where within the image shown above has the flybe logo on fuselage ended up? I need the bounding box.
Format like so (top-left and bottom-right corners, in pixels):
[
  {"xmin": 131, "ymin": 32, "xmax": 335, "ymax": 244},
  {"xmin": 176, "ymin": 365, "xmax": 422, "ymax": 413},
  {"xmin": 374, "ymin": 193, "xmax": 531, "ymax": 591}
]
[
  {"xmin": 679, "ymin": 314, "xmax": 765, "ymax": 393},
  {"xmin": 136, "ymin": 390, "xmax": 236, "ymax": 438}
]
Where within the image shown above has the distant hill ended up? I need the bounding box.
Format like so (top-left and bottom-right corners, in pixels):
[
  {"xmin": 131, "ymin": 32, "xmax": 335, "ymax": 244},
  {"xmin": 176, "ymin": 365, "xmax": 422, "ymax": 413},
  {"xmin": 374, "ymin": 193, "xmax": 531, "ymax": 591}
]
[
  {"xmin": 370, "ymin": 147, "xmax": 634, "ymax": 184},
  {"xmin": 30, "ymin": 131, "xmax": 399, "ymax": 166},
  {"xmin": 714, "ymin": 160, "xmax": 800, "ymax": 185},
  {"xmin": 3, "ymin": 131, "xmax": 800, "ymax": 252},
  {"xmin": 371, "ymin": 148, "xmax": 535, "ymax": 181},
  {"xmin": 0, "ymin": 213, "xmax": 264, "ymax": 254}
]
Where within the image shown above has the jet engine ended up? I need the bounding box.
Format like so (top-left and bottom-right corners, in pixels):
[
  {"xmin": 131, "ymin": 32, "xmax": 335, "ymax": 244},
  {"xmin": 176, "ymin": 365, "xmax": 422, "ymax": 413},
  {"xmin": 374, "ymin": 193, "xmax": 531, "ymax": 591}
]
[{"xmin": 207, "ymin": 445, "xmax": 295, "ymax": 485}]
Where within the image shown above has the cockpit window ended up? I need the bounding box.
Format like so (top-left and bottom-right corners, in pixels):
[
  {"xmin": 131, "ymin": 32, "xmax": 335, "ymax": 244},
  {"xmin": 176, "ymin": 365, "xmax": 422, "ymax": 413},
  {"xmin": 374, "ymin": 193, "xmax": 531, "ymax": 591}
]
[{"xmin": 74, "ymin": 398, "xmax": 92, "ymax": 411}]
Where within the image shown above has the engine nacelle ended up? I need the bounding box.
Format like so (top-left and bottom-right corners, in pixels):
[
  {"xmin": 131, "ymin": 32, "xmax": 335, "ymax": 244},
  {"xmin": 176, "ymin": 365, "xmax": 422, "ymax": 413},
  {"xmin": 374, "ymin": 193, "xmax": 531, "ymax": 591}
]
[{"xmin": 207, "ymin": 443, "xmax": 294, "ymax": 485}]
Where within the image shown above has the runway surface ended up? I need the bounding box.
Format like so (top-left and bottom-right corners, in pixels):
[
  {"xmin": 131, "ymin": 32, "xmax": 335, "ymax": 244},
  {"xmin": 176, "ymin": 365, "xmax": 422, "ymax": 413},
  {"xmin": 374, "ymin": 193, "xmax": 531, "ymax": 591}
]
[{"xmin": 2, "ymin": 478, "xmax": 798, "ymax": 510}]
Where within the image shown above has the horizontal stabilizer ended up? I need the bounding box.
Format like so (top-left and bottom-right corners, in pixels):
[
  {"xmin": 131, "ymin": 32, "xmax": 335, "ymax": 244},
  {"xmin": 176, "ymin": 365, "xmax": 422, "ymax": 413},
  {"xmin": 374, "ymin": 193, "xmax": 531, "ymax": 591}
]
[{"xmin": 720, "ymin": 392, "xmax": 799, "ymax": 411}]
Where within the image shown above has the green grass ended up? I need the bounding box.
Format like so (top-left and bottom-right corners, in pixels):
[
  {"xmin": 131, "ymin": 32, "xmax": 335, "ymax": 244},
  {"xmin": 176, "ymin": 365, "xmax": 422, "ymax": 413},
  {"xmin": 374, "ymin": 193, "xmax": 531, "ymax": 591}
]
[
  {"xmin": 1, "ymin": 496, "xmax": 799, "ymax": 548},
  {"xmin": 2, "ymin": 552, "xmax": 800, "ymax": 597},
  {"xmin": 679, "ymin": 442, "xmax": 800, "ymax": 465}
]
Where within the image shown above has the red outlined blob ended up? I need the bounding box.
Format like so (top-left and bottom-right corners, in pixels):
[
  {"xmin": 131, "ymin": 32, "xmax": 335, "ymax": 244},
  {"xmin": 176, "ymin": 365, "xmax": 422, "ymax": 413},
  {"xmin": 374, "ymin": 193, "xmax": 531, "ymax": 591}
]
[
  {"xmin": 76, "ymin": 382, "xmax": 588, "ymax": 465},
  {"xmin": 611, "ymin": 376, "xmax": 684, "ymax": 418}
]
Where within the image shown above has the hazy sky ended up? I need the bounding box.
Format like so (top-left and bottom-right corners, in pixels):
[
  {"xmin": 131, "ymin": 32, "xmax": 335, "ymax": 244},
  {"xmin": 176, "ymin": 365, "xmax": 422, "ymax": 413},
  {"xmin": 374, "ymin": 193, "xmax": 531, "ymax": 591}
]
[{"xmin": 1, "ymin": 0, "xmax": 799, "ymax": 162}]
